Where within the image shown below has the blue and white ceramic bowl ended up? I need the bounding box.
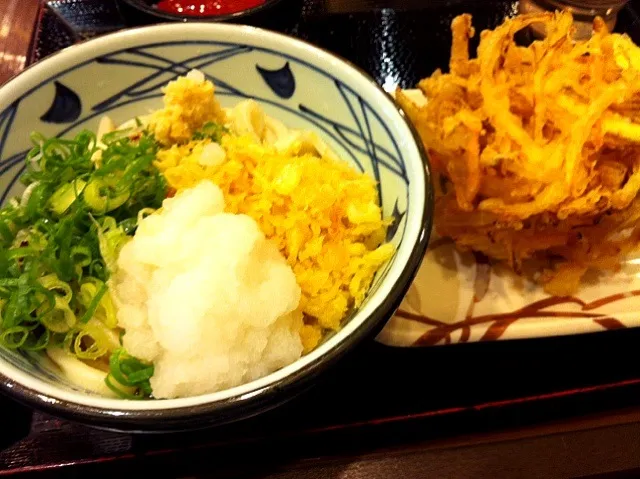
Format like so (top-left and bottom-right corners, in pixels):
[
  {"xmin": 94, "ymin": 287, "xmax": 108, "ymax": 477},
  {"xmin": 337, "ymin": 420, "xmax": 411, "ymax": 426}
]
[{"xmin": 0, "ymin": 23, "xmax": 432, "ymax": 432}]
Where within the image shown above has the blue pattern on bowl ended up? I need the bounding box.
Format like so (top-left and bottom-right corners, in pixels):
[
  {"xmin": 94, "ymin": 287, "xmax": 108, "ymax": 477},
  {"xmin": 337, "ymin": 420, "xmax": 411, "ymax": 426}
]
[
  {"xmin": 0, "ymin": 40, "xmax": 410, "ymax": 239},
  {"xmin": 40, "ymin": 81, "xmax": 82, "ymax": 124},
  {"xmin": 256, "ymin": 61, "xmax": 296, "ymax": 99}
]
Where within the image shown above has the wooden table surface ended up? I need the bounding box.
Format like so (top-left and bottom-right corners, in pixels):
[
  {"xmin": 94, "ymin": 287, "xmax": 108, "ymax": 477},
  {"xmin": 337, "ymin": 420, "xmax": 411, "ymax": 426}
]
[
  {"xmin": 3, "ymin": 1, "xmax": 640, "ymax": 477},
  {"xmin": 0, "ymin": 0, "xmax": 40, "ymax": 85}
]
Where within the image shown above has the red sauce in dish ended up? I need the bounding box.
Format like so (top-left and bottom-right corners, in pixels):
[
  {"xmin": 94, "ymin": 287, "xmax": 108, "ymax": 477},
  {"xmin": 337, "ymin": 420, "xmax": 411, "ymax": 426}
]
[{"xmin": 156, "ymin": 0, "xmax": 266, "ymax": 16}]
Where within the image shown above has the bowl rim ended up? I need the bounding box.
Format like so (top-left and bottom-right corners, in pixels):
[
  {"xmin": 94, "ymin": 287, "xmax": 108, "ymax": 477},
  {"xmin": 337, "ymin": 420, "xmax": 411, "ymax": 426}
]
[
  {"xmin": 0, "ymin": 21, "xmax": 433, "ymax": 429},
  {"xmin": 118, "ymin": 0, "xmax": 287, "ymax": 22}
]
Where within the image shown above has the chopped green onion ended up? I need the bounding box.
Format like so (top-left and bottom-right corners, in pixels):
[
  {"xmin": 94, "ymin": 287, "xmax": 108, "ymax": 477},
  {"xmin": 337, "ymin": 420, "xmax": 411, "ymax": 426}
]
[
  {"xmin": 78, "ymin": 282, "xmax": 107, "ymax": 324},
  {"xmin": 1, "ymin": 326, "xmax": 32, "ymax": 349},
  {"xmin": 22, "ymin": 327, "xmax": 50, "ymax": 351},
  {"xmin": 105, "ymin": 348, "xmax": 153, "ymax": 399},
  {"xmin": 38, "ymin": 273, "xmax": 73, "ymax": 304},
  {"xmin": 101, "ymin": 128, "xmax": 133, "ymax": 145},
  {"xmin": 30, "ymin": 131, "xmax": 46, "ymax": 146},
  {"xmin": 104, "ymin": 374, "xmax": 144, "ymax": 400},
  {"xmin": 192, "ymin": 121, "xmax": 228, "ymax": 142},
  {"xmin": 73, "ymin": 329, "xmax": 105, "ymax": 360},
  {"xmin": 39, "ymin": 297, "xmax": 76, "ymax": 333},
  {"xmin": 84, "ymin": 178, "xmax": 130, "ymax": 214},
  {"xmin": 0, "ymin": 127, "xmax": 166, "ymax": 378},
  {"xmin": 94, "ymin": 216, "xmax": 129, "ymax": 274},
  {"xmin": 70, "ymin": 246, "xmax": 92, "ymax": 268},
  {"xmin": 49, "ymin": 179, "xmax": 87, "ymax": 215}
]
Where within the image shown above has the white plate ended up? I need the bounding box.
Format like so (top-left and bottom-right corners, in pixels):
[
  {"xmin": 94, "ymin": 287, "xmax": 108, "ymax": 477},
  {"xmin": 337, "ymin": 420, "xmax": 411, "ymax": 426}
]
[{"xmin": 377, "ymin": 234, "xmax": 640, "ymax": 346}]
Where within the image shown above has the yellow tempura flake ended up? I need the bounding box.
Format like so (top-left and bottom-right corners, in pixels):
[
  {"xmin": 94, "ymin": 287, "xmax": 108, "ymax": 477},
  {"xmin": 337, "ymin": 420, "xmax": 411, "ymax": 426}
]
[
  {"xmin": 155, "ymin": 134, "xmax": 393, "ymax": 334},
  {"xmin": 149, "ymin": 71, "xmax": 395, "ymax": 350}
]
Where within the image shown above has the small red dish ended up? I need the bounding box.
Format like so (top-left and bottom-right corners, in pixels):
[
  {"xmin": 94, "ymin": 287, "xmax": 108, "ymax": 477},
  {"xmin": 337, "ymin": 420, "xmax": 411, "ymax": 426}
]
[
  {"xmin": 116, "ymin": 0, "xmax": 297, "ymax": 27},
  {"xmin": 155, "ymin": 0, "xmax": 266, "ymax": 17}
]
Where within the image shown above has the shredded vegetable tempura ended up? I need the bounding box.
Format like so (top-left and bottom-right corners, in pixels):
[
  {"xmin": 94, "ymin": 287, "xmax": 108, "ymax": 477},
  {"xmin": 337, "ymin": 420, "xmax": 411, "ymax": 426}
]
[{"xmin": 397, "ymin": 11, "xmax": 640, "ymax": 295}]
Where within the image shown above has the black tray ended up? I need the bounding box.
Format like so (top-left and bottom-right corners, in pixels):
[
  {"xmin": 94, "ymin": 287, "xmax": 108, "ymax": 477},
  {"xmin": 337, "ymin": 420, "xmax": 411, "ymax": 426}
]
[{"xmin": 3, "ymin": 0, "xmax": 640, "ymax": 475}]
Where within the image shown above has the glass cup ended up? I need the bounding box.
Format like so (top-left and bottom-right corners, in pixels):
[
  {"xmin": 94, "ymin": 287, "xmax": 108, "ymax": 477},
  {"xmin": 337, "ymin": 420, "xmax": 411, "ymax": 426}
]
[{"xmin": 519, "ymin": 0, "xmax": 631, "ymax": 39}]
